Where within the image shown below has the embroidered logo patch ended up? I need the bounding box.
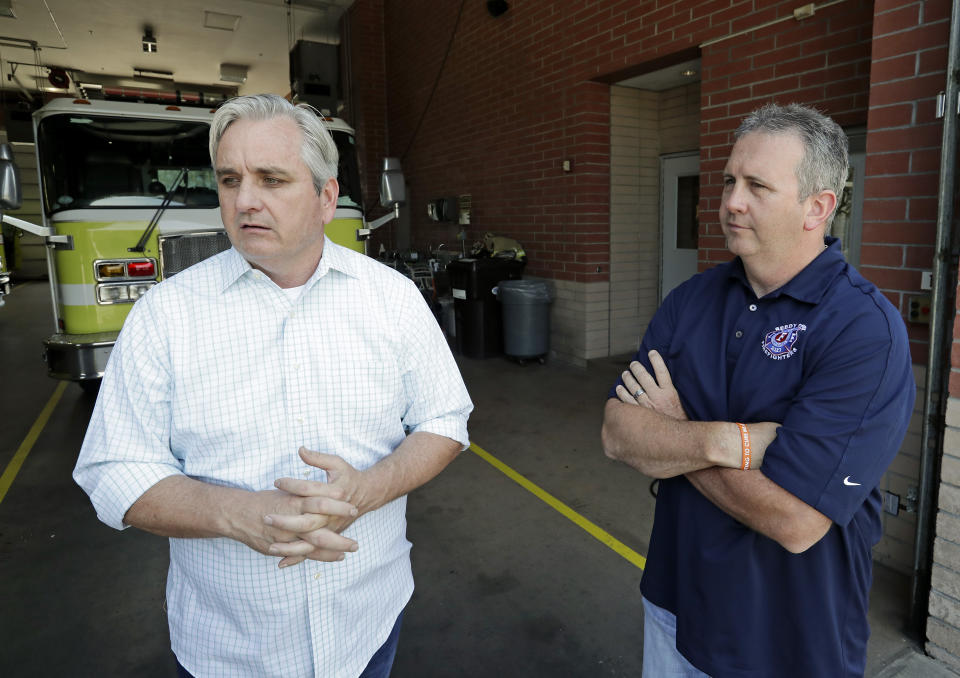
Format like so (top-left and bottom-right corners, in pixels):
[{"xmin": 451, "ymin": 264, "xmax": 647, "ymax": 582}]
[{"xmin": 762, "ymin": 323, "xmax": 807, "ymax": 360}]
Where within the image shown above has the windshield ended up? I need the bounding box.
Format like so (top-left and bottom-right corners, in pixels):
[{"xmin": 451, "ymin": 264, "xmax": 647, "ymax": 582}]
[
  {"xmin": 331, "ymin": 129, "xmax": 363, "ymax": 211},
  {"xmin": 37, "ymin": 113, "xmax": 218, "ymax": 213}
]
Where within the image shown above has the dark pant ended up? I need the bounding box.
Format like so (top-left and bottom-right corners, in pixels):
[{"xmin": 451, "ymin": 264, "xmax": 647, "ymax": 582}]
[{"xmin": 175, "ymin": 611, "xmax": 404, "ymax": 678}]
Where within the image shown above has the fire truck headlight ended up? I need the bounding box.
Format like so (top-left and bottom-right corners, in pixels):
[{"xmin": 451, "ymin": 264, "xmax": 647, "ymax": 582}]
[
  {"xmin": 96, "ymin": 283, "xmax": 131, "ymax": 303},
  {"xmin": 127, "ymin": 282, "xmax": 155, "ymax": 300}
]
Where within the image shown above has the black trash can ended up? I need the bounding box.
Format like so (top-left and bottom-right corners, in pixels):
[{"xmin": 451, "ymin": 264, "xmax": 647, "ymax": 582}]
[
  {"xmin": 447, "ymin": 257, "xmax": 524, "ymax": 358},
  {"xmin": 496, "ymin": 279, "xmax": 552, "ymax": 363}
]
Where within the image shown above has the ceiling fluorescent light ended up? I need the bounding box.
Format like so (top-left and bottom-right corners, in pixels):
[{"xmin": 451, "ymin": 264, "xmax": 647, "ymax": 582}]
[
  {"xmin": 0, "ymin": 0, "xmax": 16, "ymax": 19},
  {"xmin": 219, "ymin": 63, "xmax": 248, "ymax": 84},
  {"xmin": 204, "ymin": 11, "xmax": 241, "ymax": 31},
  {"xmin": 133, "ymin": 68, "xmax": 174, "ymax": 80}
]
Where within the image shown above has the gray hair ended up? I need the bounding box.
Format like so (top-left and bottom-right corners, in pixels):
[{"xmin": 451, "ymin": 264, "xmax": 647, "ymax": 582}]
[
  {"xmin": 209, "ymin": 94, "xmax": 339, "ymax": 195},
  {"xmin": 735, "ymin": 103, "xmax": 849, "ymax": 224}
]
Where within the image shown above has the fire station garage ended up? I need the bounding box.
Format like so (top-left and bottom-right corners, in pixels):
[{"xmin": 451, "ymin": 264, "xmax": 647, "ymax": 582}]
[{"xmin": 1, "ymin": 1, "xmax": 959, "ymax": 676}]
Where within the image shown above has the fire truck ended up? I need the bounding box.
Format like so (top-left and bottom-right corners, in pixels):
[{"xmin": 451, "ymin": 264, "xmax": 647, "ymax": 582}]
[{"xmin": 2, "ymin": 97, "xmax": 401, "ymax": 391}]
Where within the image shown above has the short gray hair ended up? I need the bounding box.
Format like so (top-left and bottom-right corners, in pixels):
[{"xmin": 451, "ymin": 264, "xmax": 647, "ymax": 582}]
[
  {"xmin": 735, "ymin": 103, "xmax": 849, "ymax": 224},
  {"xmin": 209, "ymin": 94, "xmax": 339, "ymax": 195}
]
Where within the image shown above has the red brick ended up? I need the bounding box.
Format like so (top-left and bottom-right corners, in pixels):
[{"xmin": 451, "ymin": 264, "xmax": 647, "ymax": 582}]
[
  {"xmin": 923, "ymin": 0, "xmax": 953, "ymax": 22},
  {"xmin": 872, "ymin": 24, "xmax": 950, "ymax": 61},
  {"xmin": 862, "ymin": 220, "xmax": 935, "ymax": 244},
  {"xmin": 862, "ymin": 199, "xmax": 908, "ymax": 222},
  {"xmin": 868, "ymin": 103, "xmax": 915, "ymax": 130},
  {"xmin": 904, "ymin": 245, "xmax": 935, "ymax": 269},
  {"xmin": 867, "ymin": 125, "xmax": 944, "ymax": 152},
  {"xmin": 730, "ymin": 65, "xmax": 774, "ymax": 89},
  {"xmin": 869, "ymin": 74, "xmax": 951, "ymax": 107},
  {"xmin": 860, "ymin": 244, "xmax": 905, "ymax": 267},
  {"xmin": 859, "ymin": 266, "xmax": 923, "ymax": 291},
  {"xmin": 774, "ymin": 53, "xmax": 828, "ymax": 77},
  {"xmin": 865, "ymin": 151, "xmax": 911, "ymax": 176},
  {"xmin": 873, "ymin": 4, "xmax": 922, "ymax": 35},
  {"xmin": 919, "ymin": 46, "xmax": 949, "ymax": 75},
  {"xmin": 753, "ymin": 42, "xmax": 805, "ymax": 69},
  {"xmin": 865, "ymin": 174, "xmax": 939, "ymax": 199},
  {"xmin": 752, "ymin": 76, "xmax": 800, "ymax": 99},
  {"xmin": 909, "ymin": 196, "xmax": 940, "ymax": 221},
  {"xmin": 802, "ymin": 62, "xmax": 858, "ymax": 87},
  {"xmin": 869, "ymin": 53, "xmax": 918, "ymax": 83},
  {"xmin": 911, "ymin": 148, "xmax": 942, "ymax": 173}
]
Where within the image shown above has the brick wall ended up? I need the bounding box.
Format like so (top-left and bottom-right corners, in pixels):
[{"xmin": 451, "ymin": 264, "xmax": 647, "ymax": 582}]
[
  {"xmin": 360, "ymin": 0, "xmax": 874, "ymax": 279},
  {"xmin": 863, "ymin": 0, "xmax": 949, "ymax": 368},
  {"xmin": 697, "ymin": 0, "xmax": 874, "ymax": 269}
]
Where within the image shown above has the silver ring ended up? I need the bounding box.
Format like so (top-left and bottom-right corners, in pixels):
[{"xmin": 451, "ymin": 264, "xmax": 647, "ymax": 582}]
[{"xmin": 634, "ymin": 388, "xmax": 644, "ymax": 399}]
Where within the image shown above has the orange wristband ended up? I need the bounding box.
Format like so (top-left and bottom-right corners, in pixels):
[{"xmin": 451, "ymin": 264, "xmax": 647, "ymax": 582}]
[{"xmin": 736, "ymin": 423, "xmax": 751, "ymax": 470}]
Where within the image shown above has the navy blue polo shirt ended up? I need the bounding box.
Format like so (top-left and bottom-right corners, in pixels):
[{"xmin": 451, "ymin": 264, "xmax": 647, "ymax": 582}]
[{"xmin": 613, "ymin": 238, "xmax": 915, "ymax": 677}]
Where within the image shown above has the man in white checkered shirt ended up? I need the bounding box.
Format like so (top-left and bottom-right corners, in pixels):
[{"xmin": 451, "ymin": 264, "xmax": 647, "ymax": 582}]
[{"xmin": 74, "ymin": 94, "xmax": 473, "ymax": 678}]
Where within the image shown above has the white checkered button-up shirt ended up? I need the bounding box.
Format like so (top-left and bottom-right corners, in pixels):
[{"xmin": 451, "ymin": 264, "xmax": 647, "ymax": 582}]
[{"xmin": 74, "ymin": 239, "xmax": 472, "ymax": 677}]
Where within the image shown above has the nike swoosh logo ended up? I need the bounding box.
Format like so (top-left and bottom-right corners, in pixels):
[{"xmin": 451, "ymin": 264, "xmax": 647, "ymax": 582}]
[{"xmin": 843, "ymin": 476, "xmax": 861, "ymax": 486}]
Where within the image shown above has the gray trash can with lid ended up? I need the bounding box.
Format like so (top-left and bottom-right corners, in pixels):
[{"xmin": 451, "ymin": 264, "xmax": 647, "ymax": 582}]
[{"xmin": 495, "ymin": 279, "xmax": 552, "ymax": 363}]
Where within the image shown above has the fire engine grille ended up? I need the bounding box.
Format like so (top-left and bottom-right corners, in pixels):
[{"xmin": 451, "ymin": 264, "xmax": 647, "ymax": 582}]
[{"xmin": 159, "ymin": 232, "xmax": 232, "ymax": 278}]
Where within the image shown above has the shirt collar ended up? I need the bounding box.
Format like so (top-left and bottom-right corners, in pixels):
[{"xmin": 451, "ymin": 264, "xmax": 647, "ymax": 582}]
[
  {"xmin": 217, "ymin": 235, "xmax": 362, "ymax": 293},
  {"xmin": 727, "ymin": 236, "xmax": 846, "ymax": 304}
]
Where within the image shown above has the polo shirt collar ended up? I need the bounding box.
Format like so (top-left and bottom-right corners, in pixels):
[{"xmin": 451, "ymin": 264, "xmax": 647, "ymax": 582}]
[{"xmin": 728, "ymin": 236, "xmax": 845, "ymax": 304}]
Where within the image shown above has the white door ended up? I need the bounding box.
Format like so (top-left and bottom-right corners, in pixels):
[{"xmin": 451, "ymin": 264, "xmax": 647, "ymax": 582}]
[{"xmin": 660, "ymin": 153, "xmax": 700, "ymax": 301}]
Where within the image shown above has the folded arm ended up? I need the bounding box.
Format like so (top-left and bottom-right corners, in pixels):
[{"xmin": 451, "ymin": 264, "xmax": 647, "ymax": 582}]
[
  {"xmin": 603, "ymin": 350, "xmax": 831, "ymax": 553},
  {"xmin": 685, "ymin": 467, "xmax": 832, "ymax": 553}
]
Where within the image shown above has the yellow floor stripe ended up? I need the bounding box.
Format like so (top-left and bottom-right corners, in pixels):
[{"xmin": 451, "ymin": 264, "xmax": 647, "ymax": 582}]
[
  {"xmin": 0, "ymin": 381, "xmax": 68, "ymax": 505},
  {"xmin": 469, "ymin": 442, "xmax": 646, "ymax": 570}
]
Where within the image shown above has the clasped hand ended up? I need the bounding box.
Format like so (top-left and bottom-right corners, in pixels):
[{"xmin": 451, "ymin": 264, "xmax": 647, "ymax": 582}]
[{"xmin": 245, "ymin": 447, "xmax": 365, "ymax": 569}]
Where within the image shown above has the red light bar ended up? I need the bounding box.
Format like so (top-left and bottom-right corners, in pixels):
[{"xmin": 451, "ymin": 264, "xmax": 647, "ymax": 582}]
[{"xmin": 127, "ymin": 260, "xmax": 156, "ymax": 277}]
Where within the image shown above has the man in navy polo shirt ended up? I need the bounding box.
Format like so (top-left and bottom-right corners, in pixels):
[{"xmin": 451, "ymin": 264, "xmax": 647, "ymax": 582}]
[{"xmin": 601, "ymin": 103, "xmax": 915, "ymax": 677}]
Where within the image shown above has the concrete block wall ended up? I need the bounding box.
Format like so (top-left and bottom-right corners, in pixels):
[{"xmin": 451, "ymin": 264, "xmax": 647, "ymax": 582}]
[
  {"xmin": 608, "ymin": 82, "xmax": 699, "ymax": 357},
  {"xmin": 609, "ymin": 86, "xmax": 658, "ymax": 357},
  {"xmin": 546, "ymin": 276, "xmax": 611, "ymax": 366},
  {"xmin": 931, "ymin": 395, "xmax": 960, "ymax": 670},
  {"xmin": 933, "ymin": 285, "xmax": 960, "ymax": 668},
  {"xmin": 873, "ymin": 364, "xmax": 924, "ymax": 572}
]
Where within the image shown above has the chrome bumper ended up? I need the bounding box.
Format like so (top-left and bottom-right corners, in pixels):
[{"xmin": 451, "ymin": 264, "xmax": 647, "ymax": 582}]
[{"xmin": 43, "ymin": 331, "xmax": 118, "ymax": 381}]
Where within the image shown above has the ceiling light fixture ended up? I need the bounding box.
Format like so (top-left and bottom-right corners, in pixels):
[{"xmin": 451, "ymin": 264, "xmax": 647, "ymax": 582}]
[
  {"xmin": 133, "ymin": 68, "xmax": 174, "ymax": 80},
  {"xmin": 681, "ymin": 69, "xmax": 698, "ymax": 77},
  {"xmin": 219, "ymin": 63, "xmax": 248, "ymax": 84},
  {"xmin": 0, "ymin": 0, "xmax": 16, "ymax": 19},
  {"xmin": 203, "ymin": 11, "xmax": 241, "ymax": 31}
]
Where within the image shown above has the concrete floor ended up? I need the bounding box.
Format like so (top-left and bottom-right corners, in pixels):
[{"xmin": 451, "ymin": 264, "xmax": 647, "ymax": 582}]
[{"xmin": 0, "ymin": 280, "xmax": 941, "ymax": 676}]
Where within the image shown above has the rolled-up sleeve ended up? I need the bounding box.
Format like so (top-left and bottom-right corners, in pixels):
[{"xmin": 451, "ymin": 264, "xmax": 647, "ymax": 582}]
[
  {"xmin": 396, "ymin": 281, "xmax": 472, "ymax": 449},
  {"xmin": 73, "ymin": 292, "xmax": 183, "ymax": 530}
]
